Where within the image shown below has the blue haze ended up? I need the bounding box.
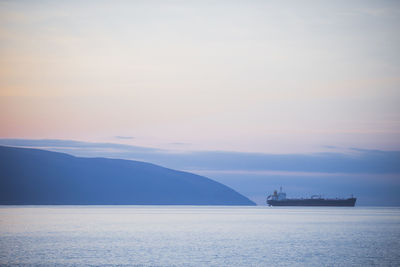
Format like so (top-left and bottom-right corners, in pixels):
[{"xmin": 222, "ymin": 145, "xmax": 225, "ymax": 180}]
[
  {"xmin": 1, "ymin": 139, "xmax": 399, "ymax": 205},
  {"xmin": 0, "ymin": 139, "xmax": 398, "ymax": 173}
]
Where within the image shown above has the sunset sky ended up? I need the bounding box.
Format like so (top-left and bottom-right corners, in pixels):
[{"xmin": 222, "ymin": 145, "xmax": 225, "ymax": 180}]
[
  {"xmin": 1, "ymin": 0, "xmax": 400, "ymax": 205},
  {"xmin": 1, "ymin": 0, "xmax": 399, "ymax": 153}
]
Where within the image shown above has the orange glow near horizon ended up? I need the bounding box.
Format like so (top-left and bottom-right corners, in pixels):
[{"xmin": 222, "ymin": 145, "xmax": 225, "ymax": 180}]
[{"xmin": 1, "ymin": 1, "xmax": 400, "ymax": 153}]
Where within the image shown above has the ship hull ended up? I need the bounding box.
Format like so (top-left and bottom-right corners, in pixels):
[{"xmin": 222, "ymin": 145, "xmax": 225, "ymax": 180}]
[{"xmin": 267, "ymin": 198, "xmax": 356, "ymax": 207}]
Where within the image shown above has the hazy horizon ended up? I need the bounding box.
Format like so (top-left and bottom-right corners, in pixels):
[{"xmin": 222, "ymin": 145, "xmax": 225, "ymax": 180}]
[{"xmin": 1, "ymin": 138, "xmax": 399, "ymax": 206}]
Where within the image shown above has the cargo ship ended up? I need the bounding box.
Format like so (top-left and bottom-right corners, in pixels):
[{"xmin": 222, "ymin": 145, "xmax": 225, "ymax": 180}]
[{"xmin": 267, "ymin": 187, "xmax": 356, "ymax": 207}]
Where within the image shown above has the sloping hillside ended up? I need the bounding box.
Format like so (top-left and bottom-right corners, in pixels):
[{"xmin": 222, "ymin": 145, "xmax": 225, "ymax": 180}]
[{"xmin": 0, "ymin": 146, "xmax": 255, "ymax": 205}]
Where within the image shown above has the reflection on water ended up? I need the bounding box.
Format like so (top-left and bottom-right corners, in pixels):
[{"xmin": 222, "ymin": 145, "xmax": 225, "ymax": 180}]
[{"xmin": 0, "ymin": 206, "xmax": 399, "ymax": 266}]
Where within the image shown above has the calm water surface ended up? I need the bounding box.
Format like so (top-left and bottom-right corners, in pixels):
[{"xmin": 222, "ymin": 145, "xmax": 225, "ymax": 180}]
[{"xmin": 0, "ymin": 206, "xmax": 399, "ymax": 266}]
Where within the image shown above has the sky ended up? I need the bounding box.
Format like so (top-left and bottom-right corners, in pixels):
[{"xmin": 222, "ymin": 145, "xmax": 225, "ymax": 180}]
[
  {"xmin": 0, "ymin": 1, "xmax": 399, "ymax": 205},
  {"xmin": 1, "ymin": 0, "xmax": 400, "ymax": 153}
]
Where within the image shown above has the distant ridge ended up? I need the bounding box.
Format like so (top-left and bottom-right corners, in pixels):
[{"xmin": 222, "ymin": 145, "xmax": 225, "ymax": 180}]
[{"xmin": 0, "ymin": 146, "xmax": 255, "ymax": 205}]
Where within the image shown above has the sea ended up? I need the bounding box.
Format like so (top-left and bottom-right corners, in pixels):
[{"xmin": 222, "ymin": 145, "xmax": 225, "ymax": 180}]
[{"xmin": 0, "ymin": 206, "xmax": 399, "ymax": 266}]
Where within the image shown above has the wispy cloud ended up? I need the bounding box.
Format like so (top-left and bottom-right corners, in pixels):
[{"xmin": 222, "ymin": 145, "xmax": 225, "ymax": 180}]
[
  {"xmin": 169, "ymin": 142, "xmax": 190, "ymax": 146},
  {"xmin": 0, "ymin": 139, "xmax": 162, "ymax": 155},
  {"xmin": 322, "ymin": 145, "xmax": 339, "ymax": 149},
  {"xmin": 115, "ymin": 136, "xmax": 134, "ymax": 140},
  {"xmin": 1, "ymin": 138, "xmax": 399, "ymax": 174}
]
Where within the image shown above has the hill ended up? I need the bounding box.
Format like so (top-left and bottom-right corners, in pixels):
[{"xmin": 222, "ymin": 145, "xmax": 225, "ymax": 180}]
[{"xmin": 0, "ymin": 146, "xmax": 255, "ymax": 205}]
